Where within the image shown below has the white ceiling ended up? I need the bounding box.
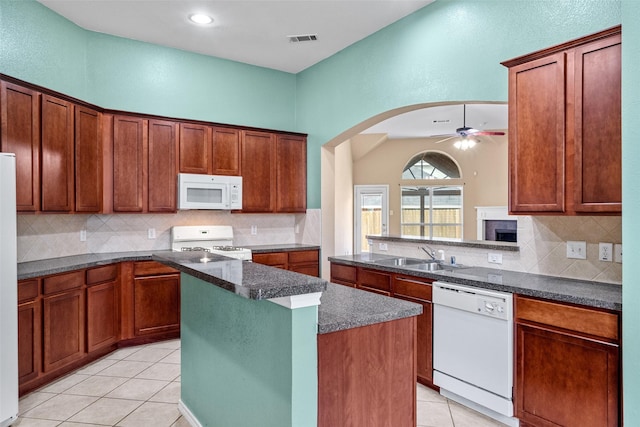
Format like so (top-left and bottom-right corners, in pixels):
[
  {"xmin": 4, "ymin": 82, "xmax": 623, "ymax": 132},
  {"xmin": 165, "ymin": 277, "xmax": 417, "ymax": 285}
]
[
  {"xmin": 38, "ymin": 0, "xmax": 434, "ymax": 74},
  {"xmin": 361, "ymin": 103, "xmax": 508, "ymax": 139}
]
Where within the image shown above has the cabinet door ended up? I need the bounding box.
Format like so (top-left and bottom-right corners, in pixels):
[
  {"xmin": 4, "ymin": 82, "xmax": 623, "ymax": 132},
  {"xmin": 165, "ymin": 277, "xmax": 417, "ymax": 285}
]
[
  {"xmin": 241, "ymin": 130, "xmax": 276, "ymax": 212},
  {"xmin": 0, "ymin": 81, "xmax": 40, "ymax": 211},
  {"xmin": 113, "ymin": 115, "xmax": 146, "ymax": 212},
  {"xmin": 179, "ymin": 123, "xmax": 210, "ymax": 174},
  {"xmin": 42, "ymin": 289, "xmax": 85, "ymax": 373},
  {"xmin": 75, "ymin": 106, "xmax": 103, "ymax": 212},
  {"xmin": 358, "ymin": 268, "xmax": 391, "ymax": 293},
  {"xmin": 148, "ymin": 119, "xmax": 177, "ymax": 212},
  {"xmin": 18, "ymin": 300, "xmax": 41, "ymax": 386},
  {"xmin": 212, "ymin": 127, "xmax": 241, "ymax": 175},
  {"xmin": 289, "ymin": 250, "xmax": 319, "ymax": 277},
  {"xmin": 508, "ymin": 53, "xmax": 566, "ymax": 213},
  {"xmin": 41, "ymin": 94, "xmax": 74, "ymax": 212},
  {"xmin": 393, "ymin": 275, "xmax": 434, "ymax": 388},
  {"xmin": 330, "ymin": 263, "xmax": 357, "ymax": 288},
  {"xmin": 252, "ymin": 252, "xmax": 288, "ymax": 270},
  {"xmin": 275, "ymin": 134, "xmax": 306, "ymax": 212},
  {"xmin": 87, "ymin": 281, "xmax": 119, "ymax": 353},
  {"xmin": 515, "ymin": 324, "xmax": 619, "ymax": 427},
  {"xmin": 134, "ymin": 274, "xmax": 180, "ymax": 336},
  {"xmin": 574, "ymin": 34, "xmax": 622, "ymax": 213}
]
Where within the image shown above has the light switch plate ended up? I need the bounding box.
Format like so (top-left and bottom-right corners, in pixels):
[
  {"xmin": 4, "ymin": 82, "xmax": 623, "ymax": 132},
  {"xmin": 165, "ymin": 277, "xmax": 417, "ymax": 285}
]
[
  {"xmin": 614, "ymin": 244, "xmax": 623, "ymax": 263},
  {"xmin": 488, "ymin": 253, "xmax": 503, "ymax": 264},
  {"xmin": 566, "ymin": 241, "xmax": 587, "ymax": 259}
]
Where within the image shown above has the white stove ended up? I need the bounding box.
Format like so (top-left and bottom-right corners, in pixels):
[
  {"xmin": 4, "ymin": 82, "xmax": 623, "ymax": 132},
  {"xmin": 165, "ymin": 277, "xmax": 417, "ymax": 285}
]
[{"xmin": 171, "ymin": 225, "xmax": 252, "ymax": 261}]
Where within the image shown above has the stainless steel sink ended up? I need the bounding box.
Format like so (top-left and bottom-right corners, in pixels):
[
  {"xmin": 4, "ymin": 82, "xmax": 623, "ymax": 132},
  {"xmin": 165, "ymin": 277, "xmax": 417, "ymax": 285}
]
[
  {"xmin": 373, "ymin": 257, "xmax": 425, "ymax": 267},
  {"xmin": 408, "ymin": 261, "xmax": 466, "ymax": 271}
]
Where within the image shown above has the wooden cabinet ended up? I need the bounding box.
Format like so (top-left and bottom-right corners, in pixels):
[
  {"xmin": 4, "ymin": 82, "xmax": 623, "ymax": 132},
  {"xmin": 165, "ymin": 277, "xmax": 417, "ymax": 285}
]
[
  {"xmin": 132, "ymin": 261, "xmax": 180, "ymax": 337},
  {"xmin": 113, "ymin": 115, "xmax": 145, "ymax": 212},
  {"xmin": 514, "ymin": 295, "xmax": 620, "ymax": 427},
  {"xmin": 0, "ymin": 81, "xmax": 40, "ymax": 211},
  {"xmin": 392, "ymin": 274, "xmax": 434, "ymax": 388},
  {"xmin": 318, "ymin": 316, "xmax": 417, "ymax": 427},
  {"xmin": 148, "ymin": 119, "xmax": 177, "ymax": 212},
  {"xmin": 275, "ymin": 134, "xmax": 306, "ymax": 213},
  {"xmin": 75, "ymin": 106, "xmax": 102, "ymax": 212},
  {"xmin": 179, "ymin": 122, "xmax": 210, "ymax": 174},
  {"xmin": 41, "ymin": 94, "xmax": 74, "ymax": 212},
  {"xmin": 253, "ymin": 249, "xmax": 320, "ymax": 277},
  {"xmin": 112, "ymin": 116, "xmax": 177, "ymax": 213},
  {"xmin": 86, "ymin": 264, "xmax": 120, "ymax": 353},
  {"xmin": 241, "ymin": 130, "xmax": 276, "ymax": 212},
  {"xmin": 42, "ymin": 271, "xmax": 86, "ymax": 373},
  {"xmin": 17, "ymin": 279, "xmax": 41, "ymax": 391},
  {"xmin": 240, "ymin": 131, "xmax": 307, "ymax": 213},
  {"xmin": 358, "ymin": 268, "xmax": 391, "ymax": 296},
  {"xmin": 502, "ymin": 26, "xmax": 621, "ymax": 215},
  {"xmin": 212, "ymin": 127, "xmax": 241, "ymax": 175},
  {"xmin": 330, "ymin": 263, "xmax": 357, "ymax": 288}
]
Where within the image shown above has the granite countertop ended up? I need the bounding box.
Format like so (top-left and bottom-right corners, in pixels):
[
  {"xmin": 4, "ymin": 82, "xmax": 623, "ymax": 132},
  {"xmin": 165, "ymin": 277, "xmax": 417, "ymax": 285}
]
[
  {"xmin": 245, "ymin": 243, "xmax": 321, "ymax": 253},
  {"xmin": 153, "ymin": 251, "xmax": 326, "ymax": 300},
  {"xmin": 329, "ymin": 253, "xmax": 622, "ymax": 311},
  {"xmin": 317, "ymin": 282, "xmax": 422, "ymax": 334}
]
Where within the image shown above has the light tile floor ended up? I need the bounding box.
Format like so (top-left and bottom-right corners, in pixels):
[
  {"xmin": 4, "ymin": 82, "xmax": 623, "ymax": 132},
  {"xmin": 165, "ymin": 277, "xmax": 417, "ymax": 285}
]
[{"xmin": 15, "ymin": 339, "xmax": 506, "ymax": 426}]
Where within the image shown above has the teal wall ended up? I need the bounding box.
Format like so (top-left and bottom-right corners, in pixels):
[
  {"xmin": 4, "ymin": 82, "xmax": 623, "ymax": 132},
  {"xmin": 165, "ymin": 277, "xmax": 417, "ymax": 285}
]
[
  {"xmin": 0, "ymin": 0, "xmax": 297, "ymax": 131},
  {"xmin": 180, "ymin": 274, "xmax": 318, "ymax": 427},
  {"xmin": 621, "ymin": 1, "xmax": 640, "ymax": 424}
]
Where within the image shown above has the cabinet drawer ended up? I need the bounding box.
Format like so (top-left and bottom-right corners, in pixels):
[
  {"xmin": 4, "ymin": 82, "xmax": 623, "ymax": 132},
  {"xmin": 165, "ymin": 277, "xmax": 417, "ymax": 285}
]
[
  {"xmin": 331, "ymin": 264, "xmax": 357, "ymax": 283},
  {"xmin": 134, "ymin": 261, "xmax": 179, "ymax": 277},
  {"xmin": 43, "ymin": 271, "xmax": 84, "ymax": 295},
  {"xmin": 253, "ymin": 252, "xmax": 288, "ymax": 266},
  {"xmin": 86, "ymin": 264, "xmax": 118, "ymax": 285},
  {"xmin": 358, "ymin": 268, "xmax": 391, "ymax": 292},
  {"xmin": 289, "ymin": 250, "xmax": 319, "ymax": 264},
  {"xmin": 18, "ymin": 279, "xmax": 39, "ymax": 303},
  {"xmin": 393, "ymin": 275, "xmax": 432, "ymax": 302},
  {"xmin": 515, "ymin": 295, "xmax": 619, "ymax": 341}
]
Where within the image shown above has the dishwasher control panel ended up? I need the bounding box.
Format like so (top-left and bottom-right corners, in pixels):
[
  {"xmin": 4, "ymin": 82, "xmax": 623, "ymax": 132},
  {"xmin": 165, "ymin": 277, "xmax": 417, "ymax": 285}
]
[{"xmin": 477, "ymin": 298, "xmax": 509, "ymax": 319}]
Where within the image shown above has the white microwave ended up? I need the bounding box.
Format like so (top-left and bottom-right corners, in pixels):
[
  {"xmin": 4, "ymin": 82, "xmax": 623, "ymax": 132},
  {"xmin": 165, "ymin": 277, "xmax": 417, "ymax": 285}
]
[{"xmin": 177, "ymin": 173, "xmax": 242, "ymax": 210}]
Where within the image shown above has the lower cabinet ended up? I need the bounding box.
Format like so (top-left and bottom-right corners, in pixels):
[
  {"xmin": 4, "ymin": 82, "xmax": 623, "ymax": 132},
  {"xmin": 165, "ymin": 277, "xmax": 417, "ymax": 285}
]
[
  {"xmin": 252, "ymin": 249, "xmax": 320, "ymax": 277},
  {"xmin": 132, "ymin": 261, "xmax": 180, "ymax": 337},
  {"xmin": 17, "ymin": 279, "xmax": 40, "ymax": 389},
  {"xmin": 329, "ymin": 262, "xmax": 435, "ymax": 388},
  {"xmin": 393, "ymin": 274, "xmax": 434, "ymax": 388},
  {"xmin": 514, "ymin": 295, "xmax": 620, "ymax": 427},
  {"xmin": 86, "ymin": 264, "xmax": 120, "ymax": 353},
  {"xmin": 42, "ymin": 271, "xmax": 86, "ymax": 373}
]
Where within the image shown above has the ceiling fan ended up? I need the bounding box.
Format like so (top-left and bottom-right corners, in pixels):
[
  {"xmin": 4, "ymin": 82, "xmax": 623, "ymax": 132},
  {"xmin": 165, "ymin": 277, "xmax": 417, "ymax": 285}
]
[{"xmin": 433, "ymin": 104, "xmax": 505, "ymax": 150}]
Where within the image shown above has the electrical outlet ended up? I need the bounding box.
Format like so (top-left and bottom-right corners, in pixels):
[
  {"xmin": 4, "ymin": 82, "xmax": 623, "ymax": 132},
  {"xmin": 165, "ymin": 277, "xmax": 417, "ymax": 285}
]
[
  {"xmin": 148, "ymin": 228, "xmax": 156, "ymax": 239},
  {"xmin": 488, "ymin": 253, "xmax": 503, "ymax": 264},
  {"xmin": 599, "ymin": 242, "xmax": 613, "ymax": 262},
  {"xmin": 614, "ymin": 244, "xmax": 622, "ymax": 263},
  {"xmin": 566, "ymin": 241, "xmax": 587, "ymax": 259},
  {"xmin": 80, "ymin": 229, "xmax": 87, "ymax": 242},
  {"xmin": 251, "ymin": 225, "xmax": 257, "ymax": 235},
  {"xmin": 379, "ymin": 243, "xmax": 388, "ymax": 251}
]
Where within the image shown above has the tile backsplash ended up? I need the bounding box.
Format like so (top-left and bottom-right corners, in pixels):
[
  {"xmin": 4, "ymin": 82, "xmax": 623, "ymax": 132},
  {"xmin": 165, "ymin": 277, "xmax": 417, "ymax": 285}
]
[
  {"xmin": 370, "ymin": 215, "xmax": 622, "ymax": 284},
  {"xmin": 17, "ymin": 209, "xmax": 321, "ymax": 263}
]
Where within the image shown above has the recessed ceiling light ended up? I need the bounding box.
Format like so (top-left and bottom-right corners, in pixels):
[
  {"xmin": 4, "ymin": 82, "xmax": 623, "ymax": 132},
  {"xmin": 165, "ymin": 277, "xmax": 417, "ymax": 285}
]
[{"xmin": 189, "ymin": 13, "xmax": 213, "ymax": 25}]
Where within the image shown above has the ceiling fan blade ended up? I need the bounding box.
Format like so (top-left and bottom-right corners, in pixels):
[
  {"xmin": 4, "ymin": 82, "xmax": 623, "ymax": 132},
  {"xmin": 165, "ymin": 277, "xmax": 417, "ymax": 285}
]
[
  {"xmin": 428, "ymin": 133, "xmax": 458, "ymax": 139},
  {"xmin": 433, "ymin": 136, "xmax": 458, "ymax": 144},
  {"xmin": 472, "ymin": 130, "xmax": 505, "ymax": 136}
]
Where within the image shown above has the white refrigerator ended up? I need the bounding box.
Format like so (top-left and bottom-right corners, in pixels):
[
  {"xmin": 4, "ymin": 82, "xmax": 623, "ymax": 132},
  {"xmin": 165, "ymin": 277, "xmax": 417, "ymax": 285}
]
[{"xmin": 0, "ymin": 153, "xmax": 18, "ymax": 426}]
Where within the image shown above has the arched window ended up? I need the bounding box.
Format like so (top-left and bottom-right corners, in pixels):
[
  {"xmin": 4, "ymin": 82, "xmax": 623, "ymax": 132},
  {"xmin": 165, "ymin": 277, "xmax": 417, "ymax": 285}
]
[
  {"xmin": 401, "ymin": 151, "xmax": 462, "ymax": 240},
  {"xmin": 402, "ymin": 151, "xmax": 461, "ymax": 180}
]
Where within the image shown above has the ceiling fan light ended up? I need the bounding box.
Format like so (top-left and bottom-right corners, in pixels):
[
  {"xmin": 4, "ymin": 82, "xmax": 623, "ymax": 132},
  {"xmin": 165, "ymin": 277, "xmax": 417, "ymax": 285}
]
[{"xmin": 454, "ymin": 137, "xmax": 476, "ymax": 150}]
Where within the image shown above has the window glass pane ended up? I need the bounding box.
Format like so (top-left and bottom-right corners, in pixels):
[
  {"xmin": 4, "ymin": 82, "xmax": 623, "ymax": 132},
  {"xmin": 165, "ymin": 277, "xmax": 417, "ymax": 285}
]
[
  {"xmin": 402, "ymin": 152, "xmax": 461, "ymax": 180},
  {"xmin": 400, "ymin": 185, "xmax": 462, "ymax": 241},
  {"xmin": 359, "ymin": 193, "xmax": 383, "ymax": 252}
]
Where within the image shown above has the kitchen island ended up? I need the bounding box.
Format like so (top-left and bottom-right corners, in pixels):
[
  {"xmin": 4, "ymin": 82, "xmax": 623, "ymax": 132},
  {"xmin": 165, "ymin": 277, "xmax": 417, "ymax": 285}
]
[{"xmin": 153, "ymin": 251, "xmax": 422, "ymax": 427}]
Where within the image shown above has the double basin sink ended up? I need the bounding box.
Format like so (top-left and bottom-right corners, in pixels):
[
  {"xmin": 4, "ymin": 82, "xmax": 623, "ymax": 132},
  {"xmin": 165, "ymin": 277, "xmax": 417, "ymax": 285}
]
[{"xmin": 370, "ymin": 256, "xmax": 466, "ymax": 272}]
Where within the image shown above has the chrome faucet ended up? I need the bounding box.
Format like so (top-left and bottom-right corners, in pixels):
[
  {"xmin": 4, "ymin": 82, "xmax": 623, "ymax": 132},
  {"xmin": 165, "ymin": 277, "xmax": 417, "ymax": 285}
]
[{"xmin": 420, "ymin": 245, "xmax": 437, "ymax": 261}]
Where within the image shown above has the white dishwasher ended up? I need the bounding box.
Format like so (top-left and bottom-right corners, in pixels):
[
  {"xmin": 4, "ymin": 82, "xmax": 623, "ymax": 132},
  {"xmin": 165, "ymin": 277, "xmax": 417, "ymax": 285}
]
[{"xmin": 432, "ymin": 281, "xmax": 519, "ymax": 427}]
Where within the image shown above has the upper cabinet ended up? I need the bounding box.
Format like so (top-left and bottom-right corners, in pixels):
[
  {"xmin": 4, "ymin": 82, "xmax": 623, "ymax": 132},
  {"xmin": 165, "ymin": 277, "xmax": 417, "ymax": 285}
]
[
  {"xmin": 178, "ymin": 123, "xmax": 241, "ymax": 176},
  {"xmin": 240, "ymin": 131, "xmax": 307, "ymax": 213},
  {"xmin": 502, "ymin": 26, "xmax": 621, "ymax": 215},
  {"xmin": 75, "ymin": 106, "xmax": 103, "ymax": 213}
]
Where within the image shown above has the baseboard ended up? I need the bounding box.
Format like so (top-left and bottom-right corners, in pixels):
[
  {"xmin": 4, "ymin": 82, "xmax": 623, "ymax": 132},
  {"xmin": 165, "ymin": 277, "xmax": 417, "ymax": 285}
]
[{"xmin": 178, "ymin": 400, "xmax": 202, "ymax": 427}]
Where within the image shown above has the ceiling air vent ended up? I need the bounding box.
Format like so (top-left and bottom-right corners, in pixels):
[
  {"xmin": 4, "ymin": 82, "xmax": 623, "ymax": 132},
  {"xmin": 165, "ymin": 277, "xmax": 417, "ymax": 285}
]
[{"xmin": 288, "ymin": 34, "xmax": 318, "ymax": 43}]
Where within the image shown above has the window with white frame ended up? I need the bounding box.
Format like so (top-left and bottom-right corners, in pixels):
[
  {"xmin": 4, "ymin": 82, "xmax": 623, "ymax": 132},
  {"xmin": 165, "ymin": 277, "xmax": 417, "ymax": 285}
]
[{"xmin": 401, "ymin": 152, "xmax": 463, "ymax": 240}]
